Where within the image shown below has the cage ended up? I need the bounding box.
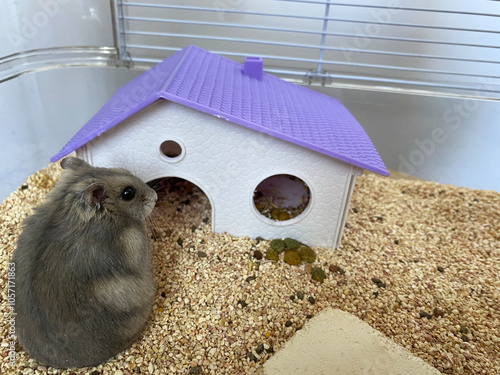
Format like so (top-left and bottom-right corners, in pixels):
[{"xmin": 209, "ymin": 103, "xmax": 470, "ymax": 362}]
[{"xmin": 2, "ymin": 2, "xmax": 500, "ymax": 373}]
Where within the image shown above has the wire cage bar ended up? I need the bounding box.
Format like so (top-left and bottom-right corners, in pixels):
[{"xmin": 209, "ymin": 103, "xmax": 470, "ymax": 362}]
[{"xmin": 116, "ymin": 0, "xmax": 500, "ymax": 99}]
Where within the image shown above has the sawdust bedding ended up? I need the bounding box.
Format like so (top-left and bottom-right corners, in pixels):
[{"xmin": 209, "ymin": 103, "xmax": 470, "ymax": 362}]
[{"xmin": 1, "ymin": 162, "xmax": 499, "ymax": 375}]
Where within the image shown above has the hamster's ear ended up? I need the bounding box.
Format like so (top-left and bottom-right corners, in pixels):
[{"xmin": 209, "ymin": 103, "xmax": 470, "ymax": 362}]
[
  {"xmin": 83, "ymin": 182, "xmax": 107, "ymax": 208},
  {"xmin": 61, "ymin": 157, "xmax": 91, "ymax": 171}
]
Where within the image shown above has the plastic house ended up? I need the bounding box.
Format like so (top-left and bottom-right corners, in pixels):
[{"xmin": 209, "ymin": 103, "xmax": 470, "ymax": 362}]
[{"xmin": 51, "ymin": 45, "xmax": 389, "ymax": 249}]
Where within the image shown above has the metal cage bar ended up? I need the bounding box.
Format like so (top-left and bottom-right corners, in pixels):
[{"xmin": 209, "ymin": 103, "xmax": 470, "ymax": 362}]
[{"xmin": 116, "ymin": 0, "xmax": 500, "ymax": 98}]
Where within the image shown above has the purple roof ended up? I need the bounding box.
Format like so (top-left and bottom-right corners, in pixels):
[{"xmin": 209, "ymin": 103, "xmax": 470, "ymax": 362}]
[{"xmin": 51, "ymin": 45, "xmax": 389, "ymax": 176}]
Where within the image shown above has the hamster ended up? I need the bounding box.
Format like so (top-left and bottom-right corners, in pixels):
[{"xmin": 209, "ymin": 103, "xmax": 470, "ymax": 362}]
[{"xmin": 11, "ymin": 157, "xmax": 157, "ymax": 368}]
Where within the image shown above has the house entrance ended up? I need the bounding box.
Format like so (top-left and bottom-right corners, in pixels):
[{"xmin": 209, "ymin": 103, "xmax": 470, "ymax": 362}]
[
  {"xmin": 253, "ymin": 174, "xmax": 311, "ymax": 222},
  {"xmin": 147, "ymin": 177, "xmax": 212, "ymax": 231}
]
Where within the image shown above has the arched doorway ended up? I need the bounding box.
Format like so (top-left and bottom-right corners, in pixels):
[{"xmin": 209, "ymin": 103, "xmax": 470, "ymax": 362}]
[{"xmin": 147, "ymin": 177, "xmax": 213, "ymax": 238}]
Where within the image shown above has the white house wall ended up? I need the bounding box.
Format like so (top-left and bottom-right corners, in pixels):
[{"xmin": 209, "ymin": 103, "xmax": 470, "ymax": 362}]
[
  {"xmin": 335, "ymin": 172, "xmax": 360, "ymax": 249},
  {"xmin": 78, "ymin": 100, "xmax": 354, "ymax": 248}
]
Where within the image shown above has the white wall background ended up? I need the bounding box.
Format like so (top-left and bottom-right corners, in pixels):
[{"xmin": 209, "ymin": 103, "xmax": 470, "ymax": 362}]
[{"xmin": 1, "ymin": 0, "xmax": 499, "ymax": 200}]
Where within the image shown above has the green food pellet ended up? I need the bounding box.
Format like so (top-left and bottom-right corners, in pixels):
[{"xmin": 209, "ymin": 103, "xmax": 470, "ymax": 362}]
[
  {"xmin": 284, "ymin": 238, "xmax": 301, "ymax": 250},
  {"xmin": 311, "ymin": 267, "xmax": 326, "ymax": 283},
  {"xmin": 284, "ymin": 250, "xmax": 302, "ymax": 265},
  {"xmin": 270, "ymin": 239, "xmax": 285, "ymax": 253},
  {"xmin": 271, "ymin": 209, "xmax": 281, "ymax": 220},
  {"xmin": 265, "ymin": 249, "xmax": 280, "ymax": 261},
  {"xmin": 278, "ymin": 211, "xmax": 291, "ymax": 221},
  {"xmin": 299, "ymin": 246, "xmax": 316, "ymax": 263}
]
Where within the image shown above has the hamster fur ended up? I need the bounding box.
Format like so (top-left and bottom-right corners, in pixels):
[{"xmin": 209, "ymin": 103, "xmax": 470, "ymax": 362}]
[{"xmin": 12, "ymin": 157, "xmax": 157, "ymax": 368}]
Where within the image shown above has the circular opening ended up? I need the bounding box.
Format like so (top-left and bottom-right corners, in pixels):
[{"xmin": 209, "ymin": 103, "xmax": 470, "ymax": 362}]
[
  {"xmin": 253, "ymin": 174, "xmax": 311, "ymax": 222},
  {"xmin": 160, "ymin": 140, "xmax": 183, "ymax": 159}
]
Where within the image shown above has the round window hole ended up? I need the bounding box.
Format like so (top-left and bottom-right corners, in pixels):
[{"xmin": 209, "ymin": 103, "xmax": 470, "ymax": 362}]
[
  {"xmin": 160, "ymin": 140, "xmax": 183, "ymax": 159},
  {"xmin": 253, "ymin": 174, "xmax": 311, "ymax": 222}
]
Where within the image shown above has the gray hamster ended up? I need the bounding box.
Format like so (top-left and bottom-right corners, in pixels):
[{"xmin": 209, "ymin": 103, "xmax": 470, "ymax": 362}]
[{"xmin": 11, "ymin": 156, "xmax": 157, "ymax": 368}]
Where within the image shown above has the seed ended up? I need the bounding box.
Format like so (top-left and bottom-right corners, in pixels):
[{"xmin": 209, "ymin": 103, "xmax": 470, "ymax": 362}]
[
  {"xmin": 419, "ymin": 312, "xmax": 433, "ymax": 319},
  {"xmin": 371, "ymin": 278, "xmax": 386, "ymax": 288},
  {"xmin": 253, "ymin": 250, "xmax": 263, "ymax": 260},
  {"xmin": 255, "ymin": 344, "xmax": 264, "ymax": 354},
  {"xmin": 246, "ymin": 351, "xmax": 258, "ymax": 362},
  {"xmin": 189, "ymin": 366, "xmax": 202, "ymax": 374}
]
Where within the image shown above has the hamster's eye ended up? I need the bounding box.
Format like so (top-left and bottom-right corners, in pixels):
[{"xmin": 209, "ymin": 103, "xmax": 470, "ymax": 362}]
[{"xmin": 121, "ymin": 186, "xmax": 136, "ymax": 201}]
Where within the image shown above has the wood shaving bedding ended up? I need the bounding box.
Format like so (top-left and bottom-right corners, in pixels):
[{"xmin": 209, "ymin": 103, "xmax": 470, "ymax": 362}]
[{"xmin": 1, "ymin": 162, "xmax": 498, "ymax": 375}]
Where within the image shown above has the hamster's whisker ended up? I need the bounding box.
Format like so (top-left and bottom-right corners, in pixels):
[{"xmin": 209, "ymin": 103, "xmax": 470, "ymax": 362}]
[
  {"xmin": 148, "ymin": 219, "xmax": 160, "ymax": 243},
  {"xmin": 146, "ymin": 215, "xmax": 159, "ymax": 239},
  {"xmin": 147, "ymin": 179, "xmax": 164, "ymax": 193}
]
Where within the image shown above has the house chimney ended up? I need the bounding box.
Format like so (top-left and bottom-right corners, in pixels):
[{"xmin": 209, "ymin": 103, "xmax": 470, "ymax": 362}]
[{"xmin": 243, "ymin": 56, "xmax": 263, "ymax": 80}]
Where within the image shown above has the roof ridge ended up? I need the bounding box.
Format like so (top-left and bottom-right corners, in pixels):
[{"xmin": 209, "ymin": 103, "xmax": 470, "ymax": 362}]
[{"xmin": 160, "ymin": 45, "xmax": 198, "ymax": 95}]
